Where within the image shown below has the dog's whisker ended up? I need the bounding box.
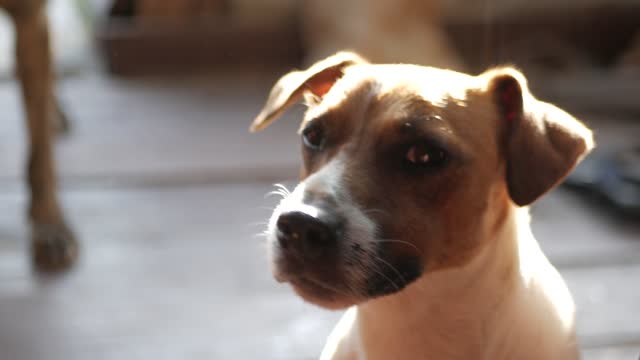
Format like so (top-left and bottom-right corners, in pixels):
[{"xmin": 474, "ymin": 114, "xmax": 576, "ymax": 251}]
[
  {"xmin": 264, "ymin": 191, "xmax": 279, "ymax": 199},
  {"xmin": 252, "ymin": 231, "xmax": 270, "ymax": 240},
  {"xmin": 367, "ymin": 262, "xmax": 401, "ymax": 292},
  {"xmin": 252, "ymin": 229, "xmax": 272, "ymax": 240},
  {"xmin": 345, "ymin": 282, "xmax": 365, "ymax": 299},
  {"xmin": 339, "ymin": 253, "xmax": 371, "ymax": 297},
  {"xmin": 375, "ymin": 238, "xmax": 424, "ymax": 256},
  {"xmin": 345, "ymin": 250, "xmax": 402, "ymax": 293},
  {"xmin": 307, "ymin": 277, "xmax": 356, "ymax": 299},
  {"xmin": 368, "ymin": 253, "xmax": 407, "ymax": 285},
  {"xmin": 273, "ymin": 183, "xmax": 292, "ymax": 196},
  {"xmin": 264, "ymin": 190, "xmax": 288, "ymax": 199},
  {"xmin": 247, "ymin": 220, "xmax": 269, "ymax": 228}
]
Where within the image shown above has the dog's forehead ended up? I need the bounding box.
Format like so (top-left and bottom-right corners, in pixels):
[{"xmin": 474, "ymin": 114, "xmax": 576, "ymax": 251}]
[
  {"xmin": 303, "ymin": 64, "xmax": 476, "ymax": 131},
  {"xmin": 366, "ymin": 64, "xmax": 474, "ymax": 102}
]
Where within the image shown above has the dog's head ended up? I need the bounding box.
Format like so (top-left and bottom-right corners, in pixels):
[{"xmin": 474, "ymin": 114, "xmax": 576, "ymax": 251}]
[{"xmin": 251, "ymin": 52, "xmax": 593, "ymax": 309}]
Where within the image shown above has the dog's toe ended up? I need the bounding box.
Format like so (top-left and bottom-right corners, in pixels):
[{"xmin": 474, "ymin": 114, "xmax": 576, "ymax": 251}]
[{"xmin": 31, "ymin": 223, "xmax": 79, "ymax": 272}]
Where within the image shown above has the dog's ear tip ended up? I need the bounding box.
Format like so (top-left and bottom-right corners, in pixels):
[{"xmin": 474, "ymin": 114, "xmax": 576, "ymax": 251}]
[
  {"xmin": 249, "ymin": 119, "xmax": 264, "ymax": 133},
  {"xmin": 330, "ymin": 50, "xmax": 367, "ymax": 62},
  {"xmin": 587, "ymin": 136, "xmax": 596, "ymax": 151},
  {"xmin": 485, "ymin": 69, "xmax": 527, "ymax": 124},
  {"xmin": 249, "ymin": 51, "xmax": 364, "ymax": 133},
  {"xmin": 483, "ymin": 67, "xmax": 529, "ymax": 92},
  {"xmin": 250, "ymin": 108, "xmax": 278, "ymax": 132},
  {"xmin": 486, "ymin": 65, "xmax": 524, "ymax": 76},
  {"xmin": 577, "ymin": 128, "xmax": 595, "ymax": 154},
  {"xmin": 576, "ymin": 127, "xmax": 596, "ymax": 162}
]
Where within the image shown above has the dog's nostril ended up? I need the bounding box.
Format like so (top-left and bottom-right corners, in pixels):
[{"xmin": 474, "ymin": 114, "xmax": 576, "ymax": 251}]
[
  {"xmin": 276, "ymin": 210, "xmax": 338, "ymax": 258},
  {"xmin": 276, "ymin": 218, "xmax": 293, "ymax": 249},
  {"xmin": 277, "ymin": 219, "xmax": 290, "ymax": 236}
]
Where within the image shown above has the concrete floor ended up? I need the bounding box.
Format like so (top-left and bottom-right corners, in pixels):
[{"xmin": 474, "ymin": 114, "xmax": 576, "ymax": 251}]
[{"xmin": 0, "ymin": 70, "xmax": 639, "ymax": 359}]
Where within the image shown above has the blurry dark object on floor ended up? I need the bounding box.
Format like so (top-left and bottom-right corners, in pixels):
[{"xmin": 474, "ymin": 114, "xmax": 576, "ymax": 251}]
[
  {"xmin": 528, "ymin": 71, "xmax": 640, "ymax": 116},
  {"xmin": 443, "ymin": 4, "xmax": 640, "ymax": 115},
  {"xmin": 109, "ymin": 0, "xmax": 135, "ymax": 17},
  {"xmin": 136, "ymin": 0, "xmax": 230, "ymax": 20},
  {"xmin": 301, "ymin": 0, "xmax": 465, "ymax": 70},
  {"xmin": 0, "ymin": 0, "xmax": 78, "ymax": 271},
  {"xmin": 565, "ymin": 147, "xmax": 640, "ymax": 218},
  {"xmin": 100, "ymin": 0, "xmax": 301, "ymax": 75},
  {"xmin": 446, "ymin": 5, "xmax": 640, "ymax": 75},
  {"xmin": 617, "ymin": 30, "xmax": 640, "ymax": 72}
]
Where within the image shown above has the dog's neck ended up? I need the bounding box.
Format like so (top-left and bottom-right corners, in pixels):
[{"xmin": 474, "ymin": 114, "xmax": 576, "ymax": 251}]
[{"xmin": 354, "ymin": 204, "xmax": 547, "ymax": 359}]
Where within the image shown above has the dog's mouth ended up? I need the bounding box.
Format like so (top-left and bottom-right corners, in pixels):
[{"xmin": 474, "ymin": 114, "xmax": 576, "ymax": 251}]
[
  {"xmin": 291, "ymin": 275, "xmax": 339, "ymax": 293},
  {"xmin": 273, "ymin": 261, "xmax": 344, "ymax": 297},
  {"xmin": 274, "ymin": 251, "xmax": 424, "ymax": 308}
]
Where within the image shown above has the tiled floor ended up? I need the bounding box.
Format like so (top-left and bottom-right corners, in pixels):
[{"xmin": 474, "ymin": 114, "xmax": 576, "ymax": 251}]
[{"xmin": 0, "ymin": 69, "xmax": 639, "ymax": 359}]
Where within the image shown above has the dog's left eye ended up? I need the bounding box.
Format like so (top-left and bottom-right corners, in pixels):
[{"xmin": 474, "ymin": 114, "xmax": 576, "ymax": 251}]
[
  {"xmin": 405, "ymin": 143, "xmax": 448, "ymax": 169},
  {"xmin": 302, "ymin": 123, "xmax": 326, "ymax": 150}
]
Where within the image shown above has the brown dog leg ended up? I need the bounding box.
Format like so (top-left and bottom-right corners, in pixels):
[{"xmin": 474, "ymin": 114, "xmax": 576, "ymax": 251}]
[{"xmin": 12, "ymin": 2, "xmax": 78, "ymax": 271}]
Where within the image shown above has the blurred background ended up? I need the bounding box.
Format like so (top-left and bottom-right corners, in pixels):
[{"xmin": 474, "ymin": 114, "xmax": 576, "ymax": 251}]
[{"xmin": 0, "ymin": 0, "xmax": 639, "ymax": 359}]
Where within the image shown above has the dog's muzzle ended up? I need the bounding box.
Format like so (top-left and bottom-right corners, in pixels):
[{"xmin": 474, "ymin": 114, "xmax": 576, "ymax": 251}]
[{"xmin": 266, "ymin": 163, "xmax": 424, "ymax": 307}]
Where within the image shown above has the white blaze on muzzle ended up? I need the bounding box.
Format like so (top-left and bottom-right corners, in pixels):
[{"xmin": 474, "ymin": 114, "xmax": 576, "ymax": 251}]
[{"xmin": 268, "ymin": 157, "xmax": 377, "ymax": 264}]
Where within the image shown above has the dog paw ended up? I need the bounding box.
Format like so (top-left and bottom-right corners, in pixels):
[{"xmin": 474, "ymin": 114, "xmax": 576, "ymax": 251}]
[{"xmin": 31, "ymin": 223, "xmax": 79, "ymax": 272}]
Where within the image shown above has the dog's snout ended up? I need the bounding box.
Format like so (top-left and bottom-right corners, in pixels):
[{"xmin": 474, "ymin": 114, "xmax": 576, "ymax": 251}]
[{"xmin": 276, "ymin": 211, "xmax": 339, "ymax": 259}]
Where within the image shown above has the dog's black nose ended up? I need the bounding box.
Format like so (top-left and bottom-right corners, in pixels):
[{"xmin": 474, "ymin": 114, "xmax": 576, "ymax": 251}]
[{"xmin": 276, "ymin": 211, "xmax": 338, "ymax": 258}]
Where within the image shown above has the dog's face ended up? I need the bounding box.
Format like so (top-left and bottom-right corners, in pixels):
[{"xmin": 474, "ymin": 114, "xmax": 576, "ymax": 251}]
[{"xmin": 251, "ymin": 52, "xmax": 593, "ymax": 309}]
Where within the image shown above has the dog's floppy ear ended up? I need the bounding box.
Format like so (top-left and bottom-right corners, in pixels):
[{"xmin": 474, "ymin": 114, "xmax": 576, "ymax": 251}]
[
  {"xmin": 485, "ymin": 68, "xmax": 594, "ymax": 206},
  {"xmin": 250, "ymin": 52, "xmax": 366, "ymax": 132}
]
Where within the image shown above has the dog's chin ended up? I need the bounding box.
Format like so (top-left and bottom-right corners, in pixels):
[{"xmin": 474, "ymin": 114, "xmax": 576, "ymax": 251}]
[
  {"xmin": 271, "ymin": 258, "xmax": 359, "ymax": 309},
  {"xmin": 287, "ymin": 269, "xmax": 424, "ymax": 309},
  {"xmin": 290, "ymin": 278, "xmax": 357, "ymax": 310},
  {"xmin": 273, "ymin": 254, "xmax": 424, "ymax": 308}
]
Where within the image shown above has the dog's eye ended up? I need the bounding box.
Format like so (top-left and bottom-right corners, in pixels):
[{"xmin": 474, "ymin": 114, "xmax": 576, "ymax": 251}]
[
  {"xmin": 302, "ymin": 123, "xmax": 325, "ymax": 150},
  {"xmin": 405, "ymin": 143, "xmax": 448, "ymax": 169}
]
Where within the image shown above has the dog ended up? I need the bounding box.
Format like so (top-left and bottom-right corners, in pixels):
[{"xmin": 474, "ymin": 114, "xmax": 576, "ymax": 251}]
[
  {"xmin": 251, "ymin": 52, "xmax": 593, "ymax": 359},
  {"xmin": 1, "ymin": 0, "xmax": 77, "ymax": 271}
]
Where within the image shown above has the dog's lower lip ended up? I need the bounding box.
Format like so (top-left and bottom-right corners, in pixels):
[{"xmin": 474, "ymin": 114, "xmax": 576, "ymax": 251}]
[
  {"xmin": 274, "ymin": 274, "xmax": 287, "ymax": 283},
  {"xmin": 291, "ymin": 275, "xmax": 336, "ymax": 292},
  {"xmin": 274, "ymin": 270, "xmax": 314, "ymax": 285}
]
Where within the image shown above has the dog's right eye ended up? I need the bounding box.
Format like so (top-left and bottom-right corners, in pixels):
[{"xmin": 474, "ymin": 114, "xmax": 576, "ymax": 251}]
[{"xmin": 302, "ymin": 123, "xmax": 326, "ymax": 151}]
